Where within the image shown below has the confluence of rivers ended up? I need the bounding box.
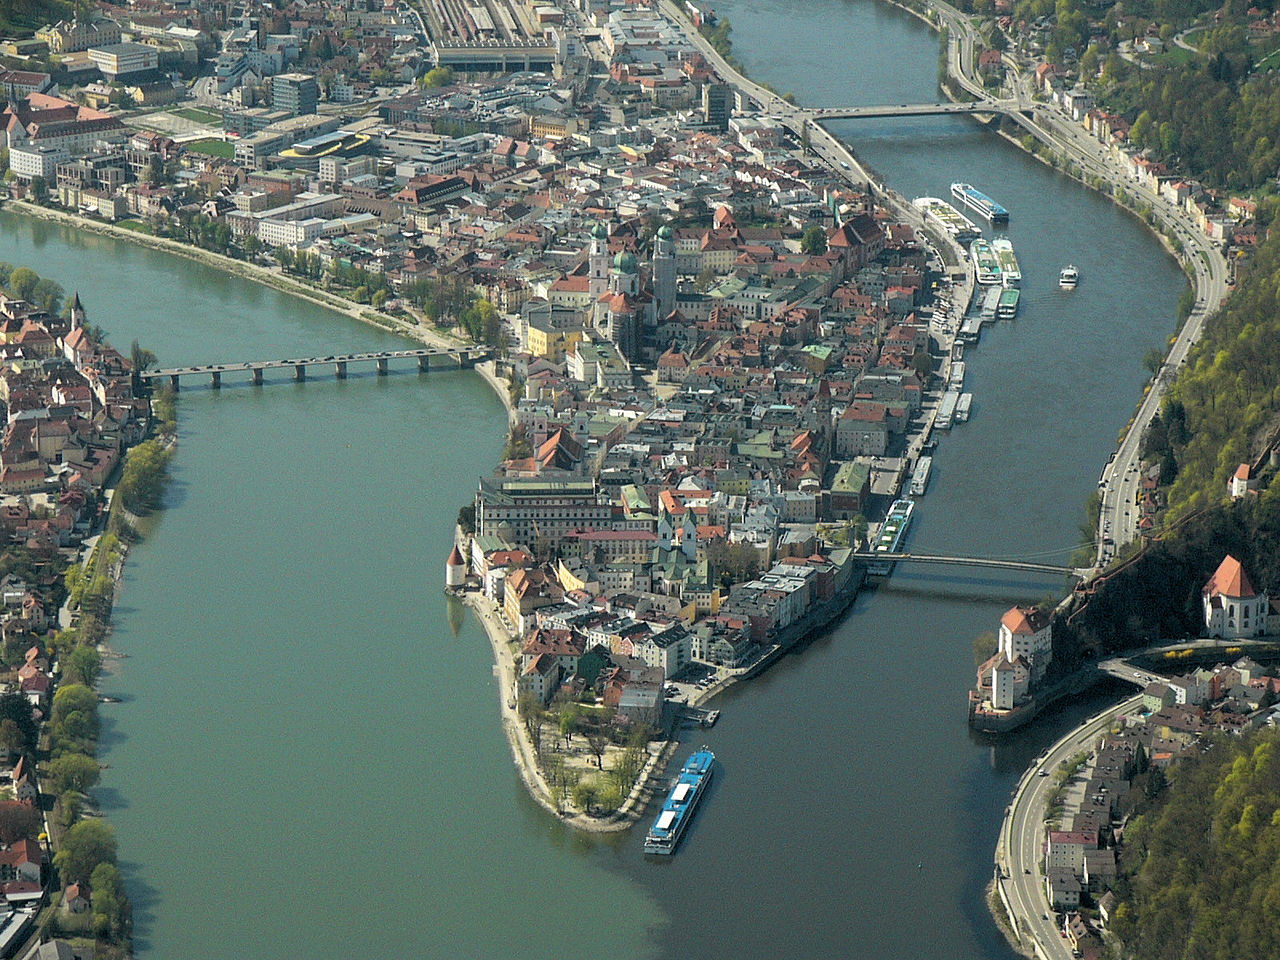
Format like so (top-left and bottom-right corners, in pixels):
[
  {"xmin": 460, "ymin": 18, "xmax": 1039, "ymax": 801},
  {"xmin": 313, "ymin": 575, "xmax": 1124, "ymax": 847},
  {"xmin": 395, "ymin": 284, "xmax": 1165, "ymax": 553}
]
[{"xmin": 0, "ymin": 0, "xmax": 1186, "ymax": 956}]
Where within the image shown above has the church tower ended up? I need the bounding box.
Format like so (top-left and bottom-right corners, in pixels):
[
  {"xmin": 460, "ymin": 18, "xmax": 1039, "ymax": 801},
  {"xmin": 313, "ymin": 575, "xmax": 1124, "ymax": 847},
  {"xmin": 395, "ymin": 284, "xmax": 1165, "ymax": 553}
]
[
  {"xmin": 652, "ymin": 224, "xmax": 676, "ymax": 322},
  {"xmin": 69, "ymin": 292, "xmax": 85, "ymax": 331},
  {"xmin": 609, "ymin": 250, "xmax": 640, "ymax": 298},
  {"xmin": 587, "ymin": 222, "xmax": 609, "ymax": 304},
  {"xmin": 603, "ymin": 251, "xmax": 640, "ymax": 361}
]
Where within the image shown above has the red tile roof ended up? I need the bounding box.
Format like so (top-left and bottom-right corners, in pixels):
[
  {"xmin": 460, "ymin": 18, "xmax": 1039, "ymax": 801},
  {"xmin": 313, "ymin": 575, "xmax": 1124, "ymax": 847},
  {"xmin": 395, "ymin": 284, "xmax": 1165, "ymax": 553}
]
[{"xmin": 1204, "ymin": 555, "xmax": 1256, "ymax": 599}]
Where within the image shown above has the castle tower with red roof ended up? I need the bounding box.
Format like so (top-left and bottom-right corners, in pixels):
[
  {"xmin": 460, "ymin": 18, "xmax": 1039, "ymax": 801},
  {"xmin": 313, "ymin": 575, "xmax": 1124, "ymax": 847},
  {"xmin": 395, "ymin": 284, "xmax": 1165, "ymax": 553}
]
[
  {"xmin": 997, "ymin": 605, "xmax": 1053, "ymax": 683},
  {"xmin": 445, "ymin": 543, "xmax": 467, "ymax": 589}
]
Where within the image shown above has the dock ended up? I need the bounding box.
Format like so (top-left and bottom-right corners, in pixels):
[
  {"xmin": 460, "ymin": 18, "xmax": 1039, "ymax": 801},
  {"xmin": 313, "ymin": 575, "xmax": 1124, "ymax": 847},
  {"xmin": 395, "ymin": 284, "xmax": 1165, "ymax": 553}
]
[{"xmin": 678, "ymin": 705, "xmax": 720, "ymax": 727}]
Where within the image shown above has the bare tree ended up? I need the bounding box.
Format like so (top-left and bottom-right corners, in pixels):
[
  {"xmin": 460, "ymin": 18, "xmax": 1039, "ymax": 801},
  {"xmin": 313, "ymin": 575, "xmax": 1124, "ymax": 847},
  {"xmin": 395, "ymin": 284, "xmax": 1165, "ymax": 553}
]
[{"xmin": 586, "ymin": 732, "xmax": 610, "ymax": 769}]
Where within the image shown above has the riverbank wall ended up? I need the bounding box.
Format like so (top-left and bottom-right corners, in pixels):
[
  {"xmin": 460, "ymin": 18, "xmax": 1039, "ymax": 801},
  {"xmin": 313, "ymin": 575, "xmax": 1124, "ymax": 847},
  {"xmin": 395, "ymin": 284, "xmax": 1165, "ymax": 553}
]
[
  {"xmin": 2, "ymin": 199, "xmax": 474, "ymax": 348},
  {"xmin": 459, "ymin": 588, "xmax": 675, "ymax": 833},
  {"xmin": 969, "ymin": 667, "xmax": 1107, "ymax": 733},
  {"xmin": 2, "ymin": 199, "xmax": 521, "ymax": 428}
]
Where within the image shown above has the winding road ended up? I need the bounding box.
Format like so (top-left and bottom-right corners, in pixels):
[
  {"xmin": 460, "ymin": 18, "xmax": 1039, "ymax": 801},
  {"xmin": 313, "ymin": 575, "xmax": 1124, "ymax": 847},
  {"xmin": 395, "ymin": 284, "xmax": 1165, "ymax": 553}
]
[{"xmin": 996, "ymin": 694, "xmax": 1144, "ymax": 958}]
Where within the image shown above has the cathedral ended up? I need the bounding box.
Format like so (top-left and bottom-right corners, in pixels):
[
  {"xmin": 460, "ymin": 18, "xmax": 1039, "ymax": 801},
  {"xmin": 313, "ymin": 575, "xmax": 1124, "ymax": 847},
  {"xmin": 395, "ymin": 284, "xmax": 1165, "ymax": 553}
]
[{"xmin": 585, "ymin": 222, "xmax": 678, "ymax": 365}]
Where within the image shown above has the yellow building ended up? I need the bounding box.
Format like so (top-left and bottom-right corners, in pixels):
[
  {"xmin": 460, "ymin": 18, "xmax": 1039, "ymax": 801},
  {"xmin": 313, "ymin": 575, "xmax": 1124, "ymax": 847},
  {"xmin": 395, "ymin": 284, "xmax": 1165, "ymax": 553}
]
[{"xmin": 526, "ymin": 316, "xmax": 585, "ymax": 363}]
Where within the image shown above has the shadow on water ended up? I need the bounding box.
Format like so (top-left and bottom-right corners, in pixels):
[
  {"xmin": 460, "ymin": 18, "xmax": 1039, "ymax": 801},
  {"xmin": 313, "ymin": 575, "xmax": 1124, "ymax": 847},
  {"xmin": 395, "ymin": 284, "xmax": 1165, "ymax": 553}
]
[
  {"xmin": 156, "ymin": 478, "xmax": 189, "ymax": 512},
  {"xmin": 513, "ymin": 775, "xmax": 633, "ymax": 857},
  {"xmin": 93, "ymin": 785, "xmax": 128, "ymax": 814},
  {"xmin": 116, "ymin": 859, "xmax": 160, "ymax": 955},
  {"xmin": 96, "ymin": 712, "xmax": 127, "ymax": 755},
  {"xmin": 885, "ymin": 570, "xmax": 1073, "ymax": 597},
  {"xmin": 969, "ymin": 678, "xmax": 1132, "ymax": 772}
]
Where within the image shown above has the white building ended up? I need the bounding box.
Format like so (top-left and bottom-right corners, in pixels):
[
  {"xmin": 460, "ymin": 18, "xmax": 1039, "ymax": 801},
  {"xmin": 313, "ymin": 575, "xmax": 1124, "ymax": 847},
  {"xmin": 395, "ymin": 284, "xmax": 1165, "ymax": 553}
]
[
  {"xmin": 87, "ymin": 42, "xmax": 159, "ymax": 79},
  {"xmin": 1045, "ymin": 830, "xmax": 1094, "ymax": 875},
  {"xmin": 990, "ymin": 654, "xmax": 1029, "ymax": 710},
  {"xmin": 1229, "ymin": 462, "xmax": 1256, "ymax": 500},
  {"xmin": 8, "ymin": 144, "xmax": 67, "ymax": 180},
  {"xmin": 257, "ymin": 215, "xmax": 326, "ymax": 248},
  {"xmin": 1203, "ymin": 554, "xmax": 1268, "ymax": 639},
  {"xmin": 635, "ymin": 625, "xmax": 690, "ymax": 678},
  {"xmin": 998, "ymin": 605, "xmax": 1053, "ymax": 683}
]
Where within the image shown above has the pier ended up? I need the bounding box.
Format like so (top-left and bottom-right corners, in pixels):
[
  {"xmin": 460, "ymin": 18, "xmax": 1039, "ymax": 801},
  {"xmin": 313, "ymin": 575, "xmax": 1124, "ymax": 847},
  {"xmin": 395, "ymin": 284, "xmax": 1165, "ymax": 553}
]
[
  {"xmin": 141, "ymin": 347, "xmax": 491, "ymax": 390},
  {"xmin": 677, "ymin": 706, "xmax": 720, "ymax": 728}
]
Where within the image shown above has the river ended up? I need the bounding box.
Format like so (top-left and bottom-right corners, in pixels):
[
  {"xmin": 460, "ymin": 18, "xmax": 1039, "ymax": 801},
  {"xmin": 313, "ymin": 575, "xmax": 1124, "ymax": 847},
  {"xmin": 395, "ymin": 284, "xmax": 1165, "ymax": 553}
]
[{"xmin": 0, "ymin": 0, "xmax": 1185, "ymax": 956}]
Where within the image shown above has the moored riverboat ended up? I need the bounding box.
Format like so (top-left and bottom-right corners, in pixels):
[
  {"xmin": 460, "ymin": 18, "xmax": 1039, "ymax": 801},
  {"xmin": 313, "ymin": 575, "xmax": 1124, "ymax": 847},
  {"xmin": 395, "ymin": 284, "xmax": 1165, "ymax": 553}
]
[
  {"xmin": 644, "ymin": 747, "xmax": 715, "ymax": 855},
  {"xmin": 913, "ymin": 196, "xmax": 980, "ymax": 240},
  {"xmin": 997, "ymin": 288, "xmax": 1020, "ymax": 320},
  {"xmin": 992, "ymin": 237, "xmax": 1020, "ymax": 286},
  {"xmin": 970, "ymin": 239, "xmax": 1002, "ymax": 285},
  {"xmin": 951, "ymin": 182, "xmax": 1009, "ymax": 224},
  {"xmin": 866, "ymin": 498, "xmax": 915, "ymax": 576}
]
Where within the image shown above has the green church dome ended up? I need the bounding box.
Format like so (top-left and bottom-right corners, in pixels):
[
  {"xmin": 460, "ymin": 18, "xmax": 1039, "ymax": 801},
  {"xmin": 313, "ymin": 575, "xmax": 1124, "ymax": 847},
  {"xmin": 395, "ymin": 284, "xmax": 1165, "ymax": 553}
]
[{"xmin": 613, "ymin": 250, "xmax": 638, "ymax": 274}]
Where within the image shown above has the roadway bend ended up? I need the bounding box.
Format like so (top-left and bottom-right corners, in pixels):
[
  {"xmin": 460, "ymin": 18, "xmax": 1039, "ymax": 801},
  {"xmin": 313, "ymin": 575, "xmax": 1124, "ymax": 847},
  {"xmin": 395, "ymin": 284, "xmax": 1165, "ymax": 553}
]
[{"xmin": 995, "ymin": 694, "xmax": 1144, "ymax": 959}]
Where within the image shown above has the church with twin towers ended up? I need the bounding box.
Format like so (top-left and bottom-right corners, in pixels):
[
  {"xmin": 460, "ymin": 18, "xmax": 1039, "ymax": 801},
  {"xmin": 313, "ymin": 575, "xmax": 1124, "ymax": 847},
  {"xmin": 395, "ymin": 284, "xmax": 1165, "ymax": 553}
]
[{"xmin": 586, "ymin": 221, "xmax": 678, "ymax": 365}]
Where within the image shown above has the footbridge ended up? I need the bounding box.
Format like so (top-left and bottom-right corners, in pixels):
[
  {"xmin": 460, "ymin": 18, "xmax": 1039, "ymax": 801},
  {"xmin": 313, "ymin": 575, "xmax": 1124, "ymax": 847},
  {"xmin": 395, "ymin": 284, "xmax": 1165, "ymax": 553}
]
[
  {"xmin": 801, "ymin": 99, "xmax": 1026, "ymax": 121},
  {"xmin": 141, "ymin": 347, "xmax": 491, "ymax": 389},
  {"xmin": 860, "ymin": 552, "xmax": 1083, "ymax": 577}
]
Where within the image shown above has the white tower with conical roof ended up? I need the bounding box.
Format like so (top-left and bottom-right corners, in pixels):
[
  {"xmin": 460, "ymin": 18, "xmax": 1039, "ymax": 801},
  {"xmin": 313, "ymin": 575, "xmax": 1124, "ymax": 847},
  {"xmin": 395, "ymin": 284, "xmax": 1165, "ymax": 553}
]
[
  {"xmin": 587, "ymin": 222, "xmax": 609, "ymax": 304},
  {"xmin": 652, "ymin": 224, "xmax": 676, "ymax": 321},
  {"xmin": 69, "ymin": 292, "xmax": 85, "ymax": 331}
]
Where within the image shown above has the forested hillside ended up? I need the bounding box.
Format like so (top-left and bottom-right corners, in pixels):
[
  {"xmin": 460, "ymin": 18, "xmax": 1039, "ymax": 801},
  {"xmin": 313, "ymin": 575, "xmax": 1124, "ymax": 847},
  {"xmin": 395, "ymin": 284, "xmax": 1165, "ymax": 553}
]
[
  {"xmin": 0, "ymin": 0, "xmax": 73, "ymax": 36},
  {"xmin": 1106, "ymin": 33, "xmax": 1280, "ymax": 189},
  {"xmin": 952, "ymin": 0, "xmax": 1280, "ymax": 188},
  {"xmin": 1111, "ymin": 729, "xmax": 1280, "ymax": 960},
  {"xmin": 1146, "ymin": 231, "xmax": 1280, "ymax": 522},
  {"xmin": 1062, "ymin": 229, "xmax": 1280, "ymax": 654}
]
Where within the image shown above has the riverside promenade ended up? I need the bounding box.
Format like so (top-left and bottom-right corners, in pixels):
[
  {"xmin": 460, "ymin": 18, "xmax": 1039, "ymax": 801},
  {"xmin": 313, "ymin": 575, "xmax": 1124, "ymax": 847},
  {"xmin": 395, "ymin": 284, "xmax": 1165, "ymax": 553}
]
[{"xmin": 460, "ymin": 589, "xmax": 676, "ymax": 833}]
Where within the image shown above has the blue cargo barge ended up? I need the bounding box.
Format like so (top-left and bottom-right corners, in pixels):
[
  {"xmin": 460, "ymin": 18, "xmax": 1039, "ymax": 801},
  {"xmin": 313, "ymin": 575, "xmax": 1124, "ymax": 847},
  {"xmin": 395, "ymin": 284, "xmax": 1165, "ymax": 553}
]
[{"xmin": 644, "ymin": 747, "xmax": 715, "ymax": 855}]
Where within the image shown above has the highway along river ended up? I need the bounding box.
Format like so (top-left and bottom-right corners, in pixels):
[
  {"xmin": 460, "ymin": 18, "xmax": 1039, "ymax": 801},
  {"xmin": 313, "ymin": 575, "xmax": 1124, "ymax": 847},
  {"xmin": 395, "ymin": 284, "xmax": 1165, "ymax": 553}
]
[{"xmin": 0, "ymin": 0, "xmax": 1183, "ymax": 954}]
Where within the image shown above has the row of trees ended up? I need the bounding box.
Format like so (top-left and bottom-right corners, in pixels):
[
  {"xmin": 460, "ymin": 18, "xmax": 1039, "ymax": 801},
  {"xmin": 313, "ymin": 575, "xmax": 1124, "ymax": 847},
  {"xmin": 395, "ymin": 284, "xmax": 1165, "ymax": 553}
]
[
  {"xmin": 115, "ymin": 439, "xmax": 174, "ymax": 514},
  {"xmin": 47, "ymin": 604, "xmax": 132, "ymax": 944},
  {"xmin": 169, "ymin": 211, "xmax": 234, "ymax": 254}
]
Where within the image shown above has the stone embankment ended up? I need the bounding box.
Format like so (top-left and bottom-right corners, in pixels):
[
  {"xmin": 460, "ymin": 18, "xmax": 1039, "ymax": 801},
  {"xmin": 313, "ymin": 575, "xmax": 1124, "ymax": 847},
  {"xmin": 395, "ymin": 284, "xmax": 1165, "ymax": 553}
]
[{"xmin": 459, "ymin": 590, "xmax": 672, "ymax": 833}]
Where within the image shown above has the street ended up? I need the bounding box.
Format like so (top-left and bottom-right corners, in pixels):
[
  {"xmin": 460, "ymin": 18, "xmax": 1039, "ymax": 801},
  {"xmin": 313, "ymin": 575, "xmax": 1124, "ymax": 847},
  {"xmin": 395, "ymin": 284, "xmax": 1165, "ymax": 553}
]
[{"xmin": 997, "ymin": 695, "xmax": 1144, "ymax": 959}]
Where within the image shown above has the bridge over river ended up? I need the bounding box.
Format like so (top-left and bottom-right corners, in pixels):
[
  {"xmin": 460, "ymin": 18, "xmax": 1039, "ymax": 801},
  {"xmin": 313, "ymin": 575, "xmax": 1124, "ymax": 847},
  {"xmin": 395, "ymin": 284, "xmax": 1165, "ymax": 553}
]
[
  {"xmin": 141, "ymin": 346, "xmax": 490, "ymax": 389},
  {"xmin": 800, "ymin": 99, "xmax": 1026, "ymax": 121},
  {"xmin": 860, "ymin": 551, "xmax": 1085, "ymax": 578}
]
